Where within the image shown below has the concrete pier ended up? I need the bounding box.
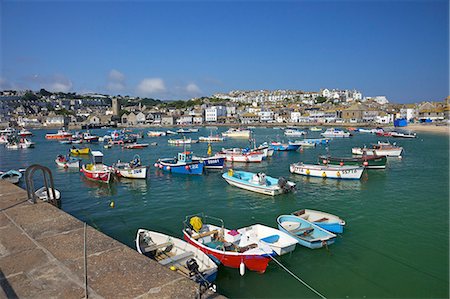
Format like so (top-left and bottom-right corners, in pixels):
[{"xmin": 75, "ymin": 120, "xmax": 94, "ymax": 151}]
[{"xmin": 0, "ymin": 181, "xmax": 222, "ymax": 298}]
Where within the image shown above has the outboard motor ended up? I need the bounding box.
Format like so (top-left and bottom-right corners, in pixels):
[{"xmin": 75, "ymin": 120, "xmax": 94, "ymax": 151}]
[
  {"xmin": 186, "ymin": 258, "xmax": 200, "ymax": 277},
  {"xmin": 186, "ymin": 258, "xmax": 216, "ymax": 298},
  {"xmin": 278, "ymin": 177, "xmax": 295, "ymax": 192}
]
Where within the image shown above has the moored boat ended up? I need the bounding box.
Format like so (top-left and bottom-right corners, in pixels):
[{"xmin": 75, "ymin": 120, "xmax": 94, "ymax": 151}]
[
  {"xmin": 222, "ymin": 169, "xmax": 296, "ymax": 196},
  {"xmin": 290, "ymin": 162, "xmax": 365, "ymax": 180},
  {"xmin": 321, "ymin": 128, "xmax": 351, "ymax": 138},
  {"xmin": 0, "ymin": 134, "xmax": 8, "ymax": 144},
  {"xmin": 319, "ymin": 154, "xmax": 387, "ymax": 169},
  {"xmin": 82, "ymin": 132, "xmax": 99, "ymax": 143},
  {"xmin": 0, "ymin": 170, "xmax": 22, "ymax": 184},
  {"xmin": 220, "ymin": 148, "xmax": 264, "ymax": 163},
  {"xmin": 284, "ymin": 129, "xmax": 306, "ymax": 137},
  {"xmin": 291, "ymin": 209, "xmax": 346, "ymax": 234},
  {"xmin": 277, "ymin": 215, "xmax": 336, "ymax": 249},
  {"xmin": 136, "ymin": 229, "xmax": 218, "ymax": 285},
  {"xmin": 309, "ymin": 127, "xmax": 322, "ymax": 132},
  {"xmin": 288, "ymin": 140, "xmax": 316, "ymax": 148},
  {"xmin": 168, "ymin": 138, "xmax": 198, "ymax": 145},
  {"xmin": 35, "ymin": 187, "xmax": 61, "ymax": 201},
  {"xmin": 166, "ymin": 130, "xmax": 178, "ymax": 135},
  {"xmin": 221, "ymin": 128, "xmax": 251, "ymax": 138},
  {"xmin": 270, "ymin": 141, "xmax": 300, "ymax": 151},
  {"xmin": 182, "ymin": 214, "xmax": 275, "ymax": 274},
  {"xmin": 70, "ymin": 147, "xmax": 90, "ymax": 155},
  {"xmin": 55, "ymin": 155, "xmax": 81, "ymax": 168},
  {"xmin": 45, "ymin": 128, "xmax": 72, "ymax": 140},
  {"xmin": 80, "ymin": 151, "xmax": 113, "ymax": 183},
  {"xmin": 123, "ymin": 143, "xmax": 149, "ymax": 149},
  {"xmin": 199, "ymin": 136, "xmax": 225, "ymax": 142},
  {"xmin": 352, "ymin": 142, "xmax": 403, "ymax": 157},
  {"xmin": 113, "ymin": 155, "xmax": 148, "ymax": 179},
  {"xmin": 18, "ymin": 128, "xmax": 33, "ymax": 137},
  {"xmin": 147, "ymin": 131, "xmax": 166, "ymax": 137},
  {"xmin": 192, "ymin": 155, "xmax": 225, "ymax": 169},
  {"xmin": 155, "ymin": 151, "xmax": 204, "ymax": 175},
  {"xmin": 391, "ymin": 131, "xmax": 417, "ymax": 138}
]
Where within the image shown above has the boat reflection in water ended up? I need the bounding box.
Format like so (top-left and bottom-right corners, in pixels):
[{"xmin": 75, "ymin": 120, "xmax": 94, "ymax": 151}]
[
  {"xmin": 295, "ymin": 175, "xmax": 365, "ymax": 191},
  {"xmin": 119, "ymin": 178, "xmax": 149, "ymax": 194},
  {"xmin": 81, "ymin": 176, "xmax": 117, "ymax": 197}
]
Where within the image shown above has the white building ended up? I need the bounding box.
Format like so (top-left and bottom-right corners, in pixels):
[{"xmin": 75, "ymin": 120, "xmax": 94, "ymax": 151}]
[
  {"xmin": 400, "ymin": 108, "xmax": 416, "ymax": 121},
  {"xmin": 205, "ymin": 106, "xmax": 227, "ymax": 122},
  {"xmin": 258, "ymin": 110, "xmax": 274, "ymax": 122},
  {"xmin": 290, "ymin": 112, "xmax": 302, "ymax": 123}
]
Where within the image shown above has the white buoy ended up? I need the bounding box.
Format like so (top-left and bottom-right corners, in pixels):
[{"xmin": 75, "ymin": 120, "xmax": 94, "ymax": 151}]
[
  {"xmin": 239, "ymin": 262, "xmax": 245, "ymax": 276},
  {"xmin": 399, "ymin": 156, "xmax": 402, "ymax": 159}
]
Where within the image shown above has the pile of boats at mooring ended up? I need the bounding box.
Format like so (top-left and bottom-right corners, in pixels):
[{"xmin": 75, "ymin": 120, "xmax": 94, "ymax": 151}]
[{"xmin": 135, "ymin": 211, "xmax": 345, "ymax": 291}]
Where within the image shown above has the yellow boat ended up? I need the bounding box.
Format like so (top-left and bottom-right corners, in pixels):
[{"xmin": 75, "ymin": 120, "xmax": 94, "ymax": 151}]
[{"xmin": 70, "ymin": 148, "xmax": 90, "ymax": 155}]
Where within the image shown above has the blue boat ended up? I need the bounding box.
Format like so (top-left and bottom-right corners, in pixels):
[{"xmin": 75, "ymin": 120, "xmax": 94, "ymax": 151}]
[
  {"xmin": 270, "ymin": 142, "xmax": 300, "ymax": 151},
  {"xmin": 276, "ymin": 215, "xmax": 336, "ymax": 249},
  {"xmin": 0, "ymin": 169, "xmax": 22, "ymax": 184},
  {"xmin": 193, "ymin": 155, "xmax": 225, "ymax": 169},
  {"xmin": 291, "ymin": 209, "xmax": 345, "ymax": 234},
  {"xmin": 155, "ymin": 151, "xmax": 204, "ymax": 175}
]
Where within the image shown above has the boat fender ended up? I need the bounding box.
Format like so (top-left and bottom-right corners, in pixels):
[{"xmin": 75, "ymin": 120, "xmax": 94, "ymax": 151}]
[
  {"xmin": 166, "ymin": 166, "xmax": 171, "ymax": 171},
  {"xmin": 336, "ymin": 171, "xmax": 341, "ymax": 177},
  {"xmin": 322, "ymin": 159, "xmax": 327, "ymax": 164},
  {"xmin": 185, "ymin": 165, "xmax": 190, "ymax": 170},
  {"xmin": 154, "ymin": 163, "xmax": 158, "ymax": 168},
  {"xmin": 227, "ymin": 169, "xmax": 234, "ymax": 177},
  {"xmin": 322, "ymin": 172, "xmax": 326, "ymax": 178},
  {"xmin": 339, "ymin": 162, "xmax": 344, "ymax": 166},
  {"xmin": 110, "ymin": 201, "xmax": 115, "ymax": 208},
  {"xmin": 363, "ymin": 161, "xmax": 369, "ymax": 166},
  {"xmin": 239, "ymin": 262, "xmax": 245, "ymax": 276},
  {"xmin": 306, "ymin": 169, "xmax": 310, "ymax": 175}
]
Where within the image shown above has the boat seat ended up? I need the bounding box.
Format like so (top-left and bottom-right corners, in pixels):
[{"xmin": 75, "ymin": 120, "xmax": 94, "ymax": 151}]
[
  {"xmin": 192, "ymin": 229, "xmax": 219, "ymax": 240},
  {"xmin": 143, "ymin": 241, "xmax": 173, "ymax": 253},
  {"xmin": 314, "ymin": 217, "xmax": 329, "ymax": 223},
  {"xmin": 289, "ymin": 226, "xmax": 314, "ymax": 235},
  {"xmin": 159, "ymin": 251, "xmax": 194, "ymax": 266}
]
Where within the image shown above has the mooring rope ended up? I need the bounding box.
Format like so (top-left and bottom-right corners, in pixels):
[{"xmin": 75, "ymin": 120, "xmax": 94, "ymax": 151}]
[{"xmin": 268, "ymin": 254, "xmax": 327, "ymax": 299}]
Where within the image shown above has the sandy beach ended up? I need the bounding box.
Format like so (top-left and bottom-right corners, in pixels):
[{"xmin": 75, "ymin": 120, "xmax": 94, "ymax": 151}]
[{"xmin": 407, "ymin": 123, "xmax": 449, "ymax": 135}]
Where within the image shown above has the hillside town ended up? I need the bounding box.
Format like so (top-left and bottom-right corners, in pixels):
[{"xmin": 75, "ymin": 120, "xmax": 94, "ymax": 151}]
[{"xmin": 0, "ymin": 88, "xmax": 448, "ymax": 128}]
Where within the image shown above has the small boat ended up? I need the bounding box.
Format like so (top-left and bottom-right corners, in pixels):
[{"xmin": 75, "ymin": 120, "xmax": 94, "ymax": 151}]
[
  {"xmin": 70, "ymin": 147, "xmax": 90, "ymax": 155},
  {"xmin": 277, "ymin": 215, "xmax": 336, "ymax": 249},
  {"xmin": 321, "ymin": 128, "xmax": 351, "ymax": 138},
  {"xmin": 303, "ymin": 138, "xmax": 330, "ymax": 145},
  {"xmin": 35, "ymin": 187, "xmax": 61, "ymax": 201},
  {"xmin": 155, "ymin": 151, "xmax": 204, "ymax": 175},
  {"xmin": 113, "ymin": 155, "xmax": 148, "ymax": 179},
  {"xmin": 222, "ymin": 170, "xmax": 296, "ymax": 196},
  {"xmin": 59, "ymin": 140, "xmax": 72, "ymax": 144},
  {"xmin": 352, "ymin": 142, "xmax": 403, "ymax": 157},
  {"xmin": 123, "ymin": 143, "xmax": 149, "ymax": 149},
  {"xmin": 0, "ymin": 127, "xmax": 15, "ymax": 134},
  {"xmin": 192, "ymin": 155, "xmax": 225, "ymax": 169},
  {"xmin": 177, "ymin": 128, "xmax": 198, "ymax": 134},
  {"xmin": 166, "ymin": 130, "xmax": 178, "ymax": 135},
  {"xmin": 72, "ymin": 139, "xmax": 83, "ymax": 144},
  {"xmin": 309, "ymin": 127, "xmax": 322, "ymax": 132},
  {"xmin": 147, "ymin": 131, "xmax": 166, "ymax": 137},
  {"xmin": 45, "ymin": 128, "xmax": 72, "ymax": 140},
  {"xmin": 270, "ymin": 141, "xmax": 300, "ymax": 151},
  {"xmin": 391, "ymin": 131, "xmax": 417, "ymax": 138},
  {"xmin": 150, "ymin": 142, "xmax": 158, "ymax": 146},
  {"xmin": 55, "ymin": 155, "xmax": 80, "ymax": 168},
  {"xmin": 18, "ymin": 128, "xmax": 33, "ymax": 137},
  {"xmin": 288, "ymin": 140, "xmax": 316, "ymax": 148},
  {"xmin": 221, "ymin": 149, "xmax": 265, "ymax": 163},
  {"xmin": 198, "ymin": 136, "xmax": 225, "ymax": 142},
  {"xmin": 319, "ymin": 154, "xmax": 387, "ymax": 169},
  {"xmin": 290, "ymin": 163, "xmax": 365, "ymax": 180},
  {"xmin": 221, "ymin": 128, "xmax": 251, "ymax": 138},
  {"xmin": 182, "ymin": 214, "xmax": 275, "ymax": 274},
  {"xmin": 188, "ymin": 128, "xmax": 199, "ymax": 133},
  {"xmin": 168, "ymin": 138, "xmax": 198, "ymax": 145},
  {"xmin": 136, "ymin": 229, "xmax": 218, "ymax": 285},
  {"xmin": 255, "ymin": 143, "xmax": 274, "ymax": 158},
  {"xmin": 291, "ymin": 209, "xmax": 346, "ymax": 234},
  {"xmin": 0, "ymin": 134, "xmax": 8, "ymax": 144},
  {"xmin": 0, "ymin": 170, "xmax": 22, "ymax": 184},
  {"xmin": 83, "ymin": 132, "xmax": 99, "ymax": 143},
  {"xmin": 284, "ymin": 129, "xmax": 306, "ymax": 137},
  {"xmin": 376, "ymin": 131, "xmax": 393, "ymax": 137},
  {"xmin": 80, "ymin": 151, "xmax": 113, "ymax": 183}
]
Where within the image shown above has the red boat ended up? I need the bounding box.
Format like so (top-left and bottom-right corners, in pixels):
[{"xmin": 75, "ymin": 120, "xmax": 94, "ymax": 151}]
[
  {"xmin": 376, "ymin": 131, "xmax": 392, "ymax": 137},
  {"xmin": 46, "ymin": 129, "xmax": 72, "ymax": 140},
  {"xmin": 182, "ymin": 214, "xmax": 274, "ymax": 274},
  {"xmin": 18, "ymin": 128, "xmax": 33, "ymax": 137},
  {"xmin": 80, "ymin": 151, "xmax": 113, "ymax": 183},
  {"xmin": 123, "ymin": 143, "xmax": 149, "ymax": 149}
]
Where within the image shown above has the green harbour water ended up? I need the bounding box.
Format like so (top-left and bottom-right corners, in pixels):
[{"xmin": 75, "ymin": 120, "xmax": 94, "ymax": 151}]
[{"xmin": 0, "ymin": 127, "xmax": 448, "ymax": 298}]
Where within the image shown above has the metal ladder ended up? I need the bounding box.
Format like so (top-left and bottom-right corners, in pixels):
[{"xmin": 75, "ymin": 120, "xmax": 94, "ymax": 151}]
[{"xmin": 25, "ymin": 164, "xmax": 60, "ymax": 208}]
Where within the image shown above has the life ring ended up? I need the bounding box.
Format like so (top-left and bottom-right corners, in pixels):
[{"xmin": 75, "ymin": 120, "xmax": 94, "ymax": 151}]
[
  {"xmin": 306, "ymin": 169, "xmax": 310, "ymax": 175},
  {"xmin": 336, "ymin": 171, "xmax": 341, "ymax": 177},
  {"xmin": 322, "ymin": 171, "xmax": 327, "ymax": 178},
  {"xmin": 339, "ymin": 162, "xmax": 344, "ymax": 166}
]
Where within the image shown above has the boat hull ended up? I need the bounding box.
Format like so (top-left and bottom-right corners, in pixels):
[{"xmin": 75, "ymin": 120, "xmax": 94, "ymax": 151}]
[
  {"xmin": 117, "ymin": 166, "xmax": 148, "ymax": 179},
  {"xmin": 193, "ymin": 156, "xmax": 225, "ymax": 169},
  {"xmin": 222, "ymin": 171, "xmax": 295, "ymax": 196},
  {"xmin": 55, "ymin": 158, "xmax": 80, "ymax": 169},
  {"xmin": 292, "ymin": 209, "xmax": 345, "ymax": 234},
  {"xmin": 156, "ymin": 160, "xmax": 204, "ymax": 175},
  {"xmin": 319, "ymin": 155, "xmax": 387, "ymax": 169},
  {"xmin": 290, "ymin": 163, "xmax": 364, "ymax": 180},
  {"xmin": 81, "ymin": 165, "xmax": 112, "ymax": 183},
  {"xmin": 271, "ymin": 143, "xmax": 300, "ymax": 151},
  {"xmin": 71, "ymin": 148, "xmax": 90, "ymax": 155},
  {"xmin": 352, "ymin": 148, "xmax": 403, "ymax": 157}
]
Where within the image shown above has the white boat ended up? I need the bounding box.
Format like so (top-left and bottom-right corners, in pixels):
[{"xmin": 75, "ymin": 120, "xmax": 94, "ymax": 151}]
[
  {"xmin": 352, "ymin": 143, "xmax": 403, "ymax": 157},
  {"xmin": 113, "ymin": 155, "xmax": 148, "ymax": 179},
  {"xmin": 0, "ymin": 127, "xmax": 15, "ymax": 134},
  {"xmin": 168, "ymin": 138, "xmax": 198, "ymax": 145},
  {"xmin": 0, "ymin": 135, "xmax": 8, "ymax": 144},
  {"xmin": 290, "ymin": 163, "xmax": 364, "ymax": 180},
  {"xmin": 284, "ymin": 129, "xmax": 306, "ymax": 137},
  {"xmin": 391, "ymin": 131, "xmax": 417, "ymax": 138},
  {"xmin": 288, "ymin": 140, "xmax": 316, "ymax": 148},
  {"xmin": 166, "ymin": 130, "xmax": 178, "ymax": 135},
  {"xmin": 0, "ymin": 170, "xmax": 22, "ymax": 184},
  {"xmin": 221, "ymin": 128, "xmax": 251, "ymax": 138},
  {"xmin": 222, "ymin": 170, "xmax": 296, "ymax": 196},
  {"xmin": 136, "ymin": 229, "xmax": 218, "ymax": 284},
  {"xmin": 18, "ymin": 128, "xmax": 33, "ymax": 136},
  {"xmin": 147, "ymin": 131, "xmax": 166, "ymax": 137},
  {"xmin": 55, "ymin": 155, "xmax": 80, "ymax": 168},
  {"xmin": 321, "ymin": 128, "xmax": 351, "ymax": 138},
  {"xmin": 219, "ymin": 148, "xmax": 265, "ymax": 163},
  {"xmin": 291, "ymin": 209, "xmax": 346, "ymax": 234},
  {"xmin": 255, "ymin": 143, "xmax": 274, "ymax": 157},
  {"xmin": 309, "ymin": 127, "xmax": 322, "ymax": 132},
  {"xmin": 199, "ymin": 136, "xmax": 225, "ymax": 142},
  {"xmin": 35, "ymin": 187, "xmax": 61, "ymax": 201},
  {"xmin": 5, "ymin": 138, "xmax": 34, "ymax": 149}
]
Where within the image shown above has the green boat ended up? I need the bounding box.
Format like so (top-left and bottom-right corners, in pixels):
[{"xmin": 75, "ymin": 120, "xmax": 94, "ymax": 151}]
[{"xmin": 319, "ymin": 155, "xmax": 387, "ymax": 169}]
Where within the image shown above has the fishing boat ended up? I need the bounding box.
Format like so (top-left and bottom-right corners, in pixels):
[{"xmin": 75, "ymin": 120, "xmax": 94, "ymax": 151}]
[
  {"xmin": 220, "ymin": 148, "xmax": 265, "ymax": 163},
  {"xmin": 123, "ymin": 143, "xmax": 149, "ymax": 149},
  {"xmin": 136, "ymin": 229, "xmax": 218, "ymax": 285},
  {"xmin": 70, "ymin": 147, "xmax": 90, "ymax": 155},
  {"xmin": 55, "ymin": 155, "xmax": 80, "ymax": 168},
  {"xmin": 391, "ymin": 131, "xmax": 417, "ymax": 138},
  {"xmin": 222, "ymin": 169, "xmax": 296, "ymax": 196},
  {"xmin": 18, "ymin": 128, "xmax": 33, "ymax": 137},
  {"xmin": 288, "ymin": 140, "xmax": 316, "ymax": 148},
  {"xmin": 155, "ymin": 151, "xmax": 204, "ymax": 175},
  {"xmin": 270, "ymin": 141, "xmax": 300, "ymax": 151},
  {"xmin": 303, "ymin": 138, "xmax": 330, "ymax": 145},
  {"xmin": 376, "ymin": 131, "xmax": 393, "ymax": 137},
  {"xmin": 290, "ymin": 163, "xmax": 365, "ymax": 180},
  {"xmin": 0, "ymin": 170, "xmax": 22, "ymax": 184},
  {"xmin": 352, "ymin": 142, "xmax": 403, "ymax": 157},
  {"xmin": 0, "ymin": 135, "xmax": 8, "ymax": 144},
  {"xmin": 35, "ymin": 186, "xmax": 61, "ymax": 201},
  {"xmin": 309, "ymin": 127, "xmax": 322, "ymax": 132},
  {"xmin": 45, "ymin": 128, "xmax": 72, "ymax": 140},
  {"xmin": 168, "ymin": 138, "xmax": 198, "ymax": 145},
  {"xmin": 321, "ymin": 128, "xmax": 351, "ymax": 138},
  {"xmin": 319, "ymin": 154, "xmax": 387, "ymax": 169},
  {"xmin": 80, "ymin": 151, "xmax": 113, "ymax": 183},
  {"xmin": 82, "ymin": 132, "xmax": 99, "ymax": 143},
  {"xmin": 192, "ymin": 143, "xmax": 225, "ymax": 169},
  {"xmin": 255, "ymin": 143, "xmax": 274, "ymax": 158},
  {"xmin": 221, "ymin": 128, "xmax": 251, "ymax": 138},
  {"xmin": 147, "ymin": 131, "xmax": 166, "ymax": 137},
  {"xmin": 277, "ymin": 215, "xmax": 336, "ymax": 249},
  {"xmin": 284, "ymin": 129, "xmax": 306, "ymax": 137},
  {"xmin": 291, "ymin": 209, "xmax": 346, "ymax": 234},
  {"xmin": 198, "ymin": 136, "xmax": 225, "ymax": 142},
  {"xmin": 113, "ymin": 155, "xmax": 148, "ymax": 179},
  {"xmin": 0, "ymin": 127, "xmax": 15, "ymax": 134},
  {"xmin": 166, "ymin": 130, "xmax": 178, "ymax": 135},
  {"xmin": 182, "ymin": 214, "xmax": 275, "ymax": 274}
]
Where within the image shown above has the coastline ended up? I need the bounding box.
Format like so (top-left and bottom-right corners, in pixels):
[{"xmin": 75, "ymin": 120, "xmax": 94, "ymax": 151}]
[{"xmin": 406, "ymin": 124, "xmax": 449, "ymax": 135}]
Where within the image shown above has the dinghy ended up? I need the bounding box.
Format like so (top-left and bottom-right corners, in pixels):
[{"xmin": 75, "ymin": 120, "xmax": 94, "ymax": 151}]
[
  {"xmin": 80, "ymin": 151, "xmax": 113, "ymax": 183},
  {"xmin": 352, "ymin": 142, "xmax": 403, "ymax": 157},
  {"xmin": 321, "ymin": 128, "xmax": 351, "ymax": 138},
  {"xmin": 291, "ymin": 209, "xmax": 346, "ymax": 234},
  {"xmin": 0, "ymin": 170, "xmax": 22, "ymax": 184},
  {"xmin": 222, "ymin": 170, "xmax": 296, "ymax": 196},
  {"xmin": 123, "ymin": 143, "xmax": 149, "ymax": 149},
  {"xmin": 270, "ymin": 142, "xmax": 300, "ymax": 151},
  {"xmin": 55, "ymin": 155, "xmax": 80, "ymax": 168},
  {"xmin": 35, "ymin": 187, "xmax": 61, "ymax": 201},
  {"xmin": 182, "ymin": 214, "xmax": 275, "ymax": 274},
  {"xmin": 319, "ymin": 154, "xmax": 387, "ymax": 169},
  {"xmin": 113, "ymin": 155, "xmax": 148, "ymax": 179},
  {"xmin": 70, "ymin": 147, "xmax": 90, "ymax": 155},
  {"xmin": 136, "ymin": 229, "xmax": 218, "ymax": 285},
  {"xmin": 290, "ymin": 162, "xmax": 364, "ymax": 180},
  {"xmin": 147, "ymin": 131, "xmax": 166, "ymax": 137},
  {"xmin": 277, "ymin": 215, "xmax": 336, "ymax": 249}
]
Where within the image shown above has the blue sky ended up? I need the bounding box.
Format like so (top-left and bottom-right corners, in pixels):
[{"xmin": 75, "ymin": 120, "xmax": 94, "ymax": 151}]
[{"xmin": 1, "ymin": 0, "xmax": 448, "ymax": 103}]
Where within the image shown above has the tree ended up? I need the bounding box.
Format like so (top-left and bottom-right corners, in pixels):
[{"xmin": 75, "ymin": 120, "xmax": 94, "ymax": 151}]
[
  {"xmin": 39, "ymin": 88, "xmax": 52, "ymax": 97},
  {"xmin": 315, "ymin": 96, "xmax": 327, "ymax": 104},
  {"xmin": 22, "ymin": 91, "xmax": 38, "ymax": 101}
]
